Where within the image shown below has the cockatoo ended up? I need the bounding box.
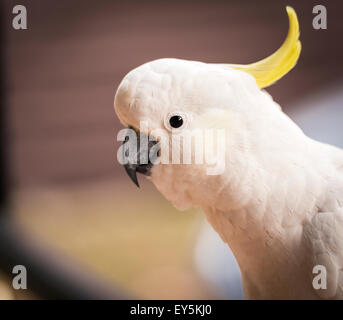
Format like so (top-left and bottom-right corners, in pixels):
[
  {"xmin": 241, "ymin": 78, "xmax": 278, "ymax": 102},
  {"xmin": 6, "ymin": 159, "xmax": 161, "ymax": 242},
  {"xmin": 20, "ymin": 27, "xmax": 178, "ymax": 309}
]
[{"xmin": 114, "ymin": 7, "xmax": 343, "ymax": 299}]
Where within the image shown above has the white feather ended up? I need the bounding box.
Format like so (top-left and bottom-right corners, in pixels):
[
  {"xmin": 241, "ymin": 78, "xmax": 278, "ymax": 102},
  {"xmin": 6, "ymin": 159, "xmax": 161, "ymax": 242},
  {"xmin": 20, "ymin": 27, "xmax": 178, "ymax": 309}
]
[{"xmin": 114, "ymin": 58, "xmax": 343, "ymax": 299}]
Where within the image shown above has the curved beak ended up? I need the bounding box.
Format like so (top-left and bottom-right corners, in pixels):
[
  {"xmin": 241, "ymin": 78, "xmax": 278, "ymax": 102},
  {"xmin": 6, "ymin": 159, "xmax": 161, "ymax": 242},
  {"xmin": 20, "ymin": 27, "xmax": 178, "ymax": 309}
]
[
  {"xmin": 122, "ymin": 128, "xmax": 159, "ymax": 188},
  {"xmin": 123, "ymin": 163, "xmax": 140, "ymax": 188}
]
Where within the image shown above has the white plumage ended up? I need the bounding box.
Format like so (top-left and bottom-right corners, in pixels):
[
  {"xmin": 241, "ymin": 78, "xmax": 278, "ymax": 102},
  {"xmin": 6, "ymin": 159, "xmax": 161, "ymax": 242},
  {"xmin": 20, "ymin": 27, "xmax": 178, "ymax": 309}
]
[{"xmin": 114, "ymin": 8, "xmax": 343, "ymax": 299}]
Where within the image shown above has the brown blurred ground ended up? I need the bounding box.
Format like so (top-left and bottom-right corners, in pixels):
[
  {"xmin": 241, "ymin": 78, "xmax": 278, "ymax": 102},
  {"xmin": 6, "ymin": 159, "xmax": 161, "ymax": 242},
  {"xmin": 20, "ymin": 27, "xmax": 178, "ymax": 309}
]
[
  {"xmin": 1, "ymin": 0, "xmax": 343, "ymax": 299},
  {"xmin": 11, "ymin": 183, "xmax": 209, "ymax": 299}
]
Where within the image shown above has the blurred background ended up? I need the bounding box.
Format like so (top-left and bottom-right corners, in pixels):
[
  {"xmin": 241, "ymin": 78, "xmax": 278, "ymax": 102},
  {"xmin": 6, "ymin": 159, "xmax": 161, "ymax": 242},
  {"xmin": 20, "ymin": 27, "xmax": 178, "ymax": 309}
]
[{"xmin": 1, "ymin": 0, "xmax": 343, "ymax": 299}]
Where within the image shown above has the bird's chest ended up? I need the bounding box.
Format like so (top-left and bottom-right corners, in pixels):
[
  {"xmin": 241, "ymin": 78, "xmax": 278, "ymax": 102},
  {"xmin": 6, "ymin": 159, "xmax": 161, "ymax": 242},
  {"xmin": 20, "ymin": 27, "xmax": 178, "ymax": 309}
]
[{"xmin": 203, "ymin": 206, "xmax": 318, "ymax": 299}]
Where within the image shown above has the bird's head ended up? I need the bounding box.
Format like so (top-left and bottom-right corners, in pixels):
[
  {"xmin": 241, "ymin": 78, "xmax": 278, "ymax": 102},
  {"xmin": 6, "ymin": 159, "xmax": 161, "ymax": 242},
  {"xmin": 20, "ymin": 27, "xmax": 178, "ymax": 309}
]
[{"xmin": 114, "ymin": 7, "xmax": 301, "ymax": 210}]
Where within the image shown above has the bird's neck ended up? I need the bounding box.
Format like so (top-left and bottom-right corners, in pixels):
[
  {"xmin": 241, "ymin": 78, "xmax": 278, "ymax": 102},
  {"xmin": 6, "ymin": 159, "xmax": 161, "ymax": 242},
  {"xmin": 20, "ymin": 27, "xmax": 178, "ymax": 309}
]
[{"xmin": 200, "ymin": 155, "xmax": 317, "ymax": 299}]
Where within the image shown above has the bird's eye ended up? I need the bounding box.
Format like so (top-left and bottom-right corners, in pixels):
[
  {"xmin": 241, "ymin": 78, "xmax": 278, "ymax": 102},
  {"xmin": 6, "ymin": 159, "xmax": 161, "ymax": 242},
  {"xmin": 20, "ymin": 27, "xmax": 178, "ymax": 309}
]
[
  {"xmin": 169, "ymin": 115, "xmax": 183, "ymax": 128},
  {"xmin": 164, "ymin": 111, "xmax": 189, "ymax": 131}
]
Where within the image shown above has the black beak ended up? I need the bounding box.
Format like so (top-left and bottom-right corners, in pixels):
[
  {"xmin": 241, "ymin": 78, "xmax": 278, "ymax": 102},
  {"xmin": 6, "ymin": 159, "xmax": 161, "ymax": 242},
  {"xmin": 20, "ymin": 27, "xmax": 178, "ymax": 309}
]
[
  {"xmin": 123, "ymin": 163, "xmax": 140, "ymax": 188},
  {"xmin": 122, "ymin": 128, "xmax": 159, "ymax": 188}
]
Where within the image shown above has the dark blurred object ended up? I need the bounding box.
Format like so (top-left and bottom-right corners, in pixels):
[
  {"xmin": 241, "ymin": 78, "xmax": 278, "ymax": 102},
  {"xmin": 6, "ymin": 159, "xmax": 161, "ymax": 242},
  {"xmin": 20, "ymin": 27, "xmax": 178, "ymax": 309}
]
[
  {"xmin": 0, "ymin": 2, "xmax": 129, "ymax": 299},
  {"xmin": 0, "ymin": 1, "xmax": 8, "ymax": 208},
  {"xmin": 0, "ymin": 218, "xmax": 130, "ymax": 299}
]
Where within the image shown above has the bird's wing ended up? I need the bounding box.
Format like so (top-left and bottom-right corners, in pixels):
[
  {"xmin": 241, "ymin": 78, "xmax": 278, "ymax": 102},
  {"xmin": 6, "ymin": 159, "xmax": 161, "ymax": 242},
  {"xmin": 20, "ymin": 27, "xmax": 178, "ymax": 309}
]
[
  {"xmin": 304, "ymin": 210, "xmax": 343, "ymax": 299},
  {"xmin": 303, "ymin": 145, "xmax": 343, "ymax": 299}
]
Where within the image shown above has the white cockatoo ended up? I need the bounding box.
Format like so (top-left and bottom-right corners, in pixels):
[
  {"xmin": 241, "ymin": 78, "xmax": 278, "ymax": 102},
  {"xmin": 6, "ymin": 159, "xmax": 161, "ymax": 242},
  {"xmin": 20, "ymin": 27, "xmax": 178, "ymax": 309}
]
[{"xmin": 114, "ymin": 7, "xmax": 343, "ymax": 299}]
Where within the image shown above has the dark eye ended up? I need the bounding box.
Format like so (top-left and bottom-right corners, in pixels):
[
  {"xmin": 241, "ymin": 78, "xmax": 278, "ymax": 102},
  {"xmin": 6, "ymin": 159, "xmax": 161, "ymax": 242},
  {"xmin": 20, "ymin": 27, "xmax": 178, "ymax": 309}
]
[{"xmin": 169, "ymin": 115, "xmax": 183, "ymax": 128}]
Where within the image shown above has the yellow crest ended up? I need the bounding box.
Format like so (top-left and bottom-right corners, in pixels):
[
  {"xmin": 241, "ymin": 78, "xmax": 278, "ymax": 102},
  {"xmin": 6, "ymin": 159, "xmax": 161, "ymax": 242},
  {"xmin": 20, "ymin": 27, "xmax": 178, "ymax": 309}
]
[{"xmin": 218, "ymin": 7, "xmax": 301, "ymax": 88}]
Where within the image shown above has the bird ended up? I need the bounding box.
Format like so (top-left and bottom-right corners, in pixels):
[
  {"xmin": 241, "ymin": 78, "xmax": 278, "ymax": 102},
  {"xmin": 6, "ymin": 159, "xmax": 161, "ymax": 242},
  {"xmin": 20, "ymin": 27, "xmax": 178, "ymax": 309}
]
[{"xmin": 113, "ymin": 7, "xmax": 343, "ymax": 299}]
